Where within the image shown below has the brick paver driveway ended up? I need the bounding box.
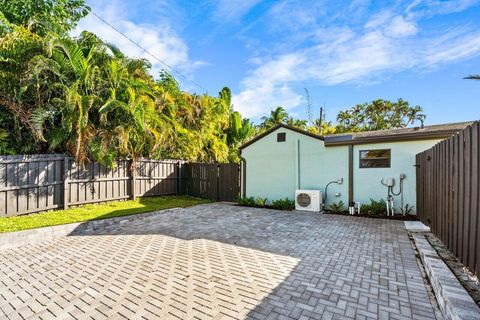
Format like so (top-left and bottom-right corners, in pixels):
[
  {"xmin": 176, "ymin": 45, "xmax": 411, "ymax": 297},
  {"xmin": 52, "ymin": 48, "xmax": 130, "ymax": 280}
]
[{"xmin": 0, "ymin": 203, "xmax": 438, "ymax": 320}]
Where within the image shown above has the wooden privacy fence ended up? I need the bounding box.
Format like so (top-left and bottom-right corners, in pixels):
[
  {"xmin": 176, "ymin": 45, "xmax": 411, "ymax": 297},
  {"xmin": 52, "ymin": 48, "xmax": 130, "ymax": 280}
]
[
  {"xmin": 0, "ymin": 154, "xmax": 240, "ymax": 217},
  {"xmin": 183, "ymin": 163, "xmax": 240, "ymax": 202},
  {"xmin": 416, "ymin": 121, "xmax": 480, "ymax": 276}
]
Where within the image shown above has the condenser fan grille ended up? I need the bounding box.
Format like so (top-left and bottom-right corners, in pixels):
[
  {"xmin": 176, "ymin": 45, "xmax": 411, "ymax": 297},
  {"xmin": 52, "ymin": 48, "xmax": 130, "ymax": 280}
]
[{"xmin": 296, "ymin": 193, "xmax": 311, "ymax": 207}]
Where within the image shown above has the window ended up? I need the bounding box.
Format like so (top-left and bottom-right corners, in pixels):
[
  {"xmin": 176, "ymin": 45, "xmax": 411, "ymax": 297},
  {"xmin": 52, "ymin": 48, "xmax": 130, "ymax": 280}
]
[
  {"xmin": 359, "ymin": 149, "xmax": 391, "ymax": 168},
  {"xmin": 277, "ymin": 132, "xmax": 286, "ymax": 142}
]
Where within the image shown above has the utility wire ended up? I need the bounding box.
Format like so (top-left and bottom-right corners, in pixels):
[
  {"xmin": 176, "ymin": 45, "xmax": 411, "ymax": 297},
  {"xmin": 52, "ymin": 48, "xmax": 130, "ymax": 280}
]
[{"xmin": 90, "ymin": 11, "xmax": 208, "ymax": 92}]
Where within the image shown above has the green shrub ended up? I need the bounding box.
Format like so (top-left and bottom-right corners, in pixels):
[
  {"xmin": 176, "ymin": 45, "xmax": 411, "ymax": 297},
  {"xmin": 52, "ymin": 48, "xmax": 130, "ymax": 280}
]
[
  {"xmin": 238, "ymin": 196, "xmax": 255, "ymax": 207},
  {"xmin": 255, "ymin": 197, "xmax": 268, "ymax": 207},
  {"xmin": 400, "ymin": 204, "xmax": 414, "ymax": 216},
  {"xmin": 328, "ymin": 200, "xmax": 345, "ymax": 213},
  {"xmin": 361, "ymin": 199, "xmax": 387, "ymax": 215},
  {"xmin": 271, "ymin": 198, "xmax": 295, "ymax": 210}
]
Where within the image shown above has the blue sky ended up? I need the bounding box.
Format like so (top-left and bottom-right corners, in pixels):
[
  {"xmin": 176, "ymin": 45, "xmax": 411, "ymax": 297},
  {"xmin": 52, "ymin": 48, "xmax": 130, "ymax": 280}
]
[{"xmin": 76, "ymin": 0, "xmax": 480, "ymax": 125}]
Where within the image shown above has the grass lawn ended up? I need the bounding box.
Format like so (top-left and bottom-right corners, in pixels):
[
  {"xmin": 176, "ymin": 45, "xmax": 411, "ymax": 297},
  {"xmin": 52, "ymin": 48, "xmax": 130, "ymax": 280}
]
[{"xmin": 0, "ymin": 195, "xmax": 210, "ymax": 233}]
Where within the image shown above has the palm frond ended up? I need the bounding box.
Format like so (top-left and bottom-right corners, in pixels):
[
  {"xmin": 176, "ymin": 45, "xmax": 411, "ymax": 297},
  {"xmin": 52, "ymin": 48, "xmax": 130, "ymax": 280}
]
[{"xmin": 464, "ymin": 74, "xmax": 480, "ymax": 80}]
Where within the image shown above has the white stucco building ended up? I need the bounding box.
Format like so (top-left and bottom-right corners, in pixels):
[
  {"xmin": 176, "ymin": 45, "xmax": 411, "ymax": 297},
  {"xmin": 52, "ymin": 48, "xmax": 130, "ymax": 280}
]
[{"xmin": 239, "ymin": 122, "xmax": 472, "ymax": 214}]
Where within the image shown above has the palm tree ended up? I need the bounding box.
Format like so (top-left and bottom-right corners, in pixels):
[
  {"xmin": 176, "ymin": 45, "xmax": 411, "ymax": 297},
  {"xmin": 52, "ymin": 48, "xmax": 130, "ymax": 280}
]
[
  {"xmin": 0, "ymin": 25, "xmax": 45, "ymax": 147},
  {"xmin": 27, "ymin": 35, "xmax": 104, "ymax": 163},
  {"xmin": 260, "ymin": 106, "xmax": 288, "ymax": 129},
  {"xmin": 464, "ymin": 75, "xmax": 480, "ymax": 80},
  {"xmin": 286, "ymin": 117, "xmax": 308, "ymax": 129},
  {"xmin": 0, "ymin": 24, "xmax": 241, "ymax": 165}
]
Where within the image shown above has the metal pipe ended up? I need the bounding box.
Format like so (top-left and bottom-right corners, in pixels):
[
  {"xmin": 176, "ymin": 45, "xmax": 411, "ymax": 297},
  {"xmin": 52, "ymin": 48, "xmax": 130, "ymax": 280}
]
[{"xmin": 324, "ymin": 178, "xmax": 343, "ymax": 206}]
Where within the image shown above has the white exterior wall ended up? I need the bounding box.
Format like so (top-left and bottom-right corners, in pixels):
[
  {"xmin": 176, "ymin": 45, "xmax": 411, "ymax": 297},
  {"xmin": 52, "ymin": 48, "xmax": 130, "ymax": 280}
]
[
  {"xmin": 241, "ymin": 128, "xmax": 349, "ymax": 207},
  {"xmin": 351, "ymin": 140, "xmax": 442, "ymax": 213},
  {"xmin": 241, "ymin": 127, "xmax": 443, "ymax": 214}
]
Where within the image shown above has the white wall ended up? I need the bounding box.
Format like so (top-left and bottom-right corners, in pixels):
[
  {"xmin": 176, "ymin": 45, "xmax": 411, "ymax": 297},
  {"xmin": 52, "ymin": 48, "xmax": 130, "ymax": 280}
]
[
  {"xmin": 242, "ymin": 128, "xmax": 349, "ymax": 207},
  {"xmin": 352, "ymin": 140, "xmax": 442, "ymax": 213},
  {"xmin": 242, "ymin": 127, "xmax": 442, "ymax": 214}
]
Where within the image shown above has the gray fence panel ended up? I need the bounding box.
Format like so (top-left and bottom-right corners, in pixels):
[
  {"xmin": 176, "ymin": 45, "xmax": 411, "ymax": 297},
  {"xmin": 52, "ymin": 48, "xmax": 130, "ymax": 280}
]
[
  {"xmin": 0, "ymin": 154, "xmax": 64, "ymax": 216},
  {"xmin": 416, "ymin": 121, "xmax": 480, "ymax": 276},
  {"xmin": 184, "ymin": 163, "xmax": 240, "ymax": 201},
  {"xmin": 0, "ymin": 155, "xmax": 239, "ymax": 216}
]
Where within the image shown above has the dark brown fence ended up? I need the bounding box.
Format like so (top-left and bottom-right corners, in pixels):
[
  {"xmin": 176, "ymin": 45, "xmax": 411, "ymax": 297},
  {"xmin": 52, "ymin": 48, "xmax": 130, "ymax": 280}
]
[
  {"xmin": 183, "ymin": 163, "xmax": 240, "ymax": 202},
  {"xmin": 0, "ymin": 154, "xmax": 239, "ymax": 217},
  {"xmin": 416, "ymin": 121, "xmax": 480, "ymax": 276}
]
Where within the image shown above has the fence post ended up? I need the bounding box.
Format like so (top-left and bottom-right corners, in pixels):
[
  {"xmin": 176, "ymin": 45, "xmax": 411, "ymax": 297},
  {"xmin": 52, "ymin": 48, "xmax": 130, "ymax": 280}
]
[
  {"xmin": 63, "ymin": 156, "xmax": 69, "ymax": 210},
  {"xmin": 177, "ymin": 161, "xmax": 181, "ymax": 195},
  {"xmin": 216, "ymin": 164, "xmax": 220, "ymax": 201},
  {"xmin": 131, "ymin": 159, "xmax": 136, "ymax": 200}
]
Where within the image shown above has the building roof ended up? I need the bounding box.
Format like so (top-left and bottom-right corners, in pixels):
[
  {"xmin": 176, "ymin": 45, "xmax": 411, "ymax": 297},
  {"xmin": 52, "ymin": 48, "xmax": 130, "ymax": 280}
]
[
  {"xmin": 239, "ymin": 121, "xmax": 475, "ymax": 150},
  {"xmin": 239, "ymin": 123, "xmax": 323, "ymax": 150},
  {"xmin": 324, "ymin": 121, "xmax": 473, "ymax": 146}
]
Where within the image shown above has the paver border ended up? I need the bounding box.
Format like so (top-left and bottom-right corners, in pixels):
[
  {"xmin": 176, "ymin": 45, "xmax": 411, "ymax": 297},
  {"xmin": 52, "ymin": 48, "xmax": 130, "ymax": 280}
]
[{"xmin": 413, "ymin": 234, "xmax": 480, "ymax": 320}]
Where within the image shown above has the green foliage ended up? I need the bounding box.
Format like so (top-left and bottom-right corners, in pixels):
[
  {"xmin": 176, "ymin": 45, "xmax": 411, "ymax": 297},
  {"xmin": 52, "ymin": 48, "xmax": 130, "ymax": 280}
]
[
  {"xmin": 254, "ymin": 197, "xmax": 267, "ymax": 207},
  {"xmin": 311, "ymin": 119, "xmax": 337, "ymax": 135},
  {"xmin": 286, "ymin": 117, "xmax": 308, "ymax": 130},
  {"xmin": 0, "ymin": 7, "xmax": 242, "ymax": 165},
  {"xmin": 400, "ymin": 204, "xmax": 414, "ymax": 216},
  {"xmin": 237, "ymin": 196, "xmax": 268, "ymax": 208},
  {"xmin": 361, "ymin": 199, "xmax": 387, "ymax": 216},
  {"xmin": 328, "ymin": 200, "xmax": 345, "ymax": 213},
  {"xmin": 271, "ymin": 198, "xmax": 295, "ymax": 211},
  {"xmin": 336, "ymin": 99, "xmax": 423, "ymax": 133},
  {"xmin": 238, "ymin": 196, "xmax": 255, "ymax": 207},
  {"xmin": 0, "ymin": 0, "xmax": 90, "ymax": 35},
  {"xmin": 464, "ymin": 74, "xmax": 480, "ymax": 80},
  {"xmin": 260, "ymin": 106, "xmax": 288, "ymax": 129},
  {"xmin": 238, "ymin": 196, "xmax": 294, "ymax": 210},
  {"xmin": 0, "ymin": 195, "xmax": 209, "ymax": 233}
]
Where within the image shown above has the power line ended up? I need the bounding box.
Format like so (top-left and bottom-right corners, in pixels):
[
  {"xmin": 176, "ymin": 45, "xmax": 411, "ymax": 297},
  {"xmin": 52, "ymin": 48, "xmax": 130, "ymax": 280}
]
[{"xmin": 90, "ymin": 11, "xmax": 208, "ymax": 92}]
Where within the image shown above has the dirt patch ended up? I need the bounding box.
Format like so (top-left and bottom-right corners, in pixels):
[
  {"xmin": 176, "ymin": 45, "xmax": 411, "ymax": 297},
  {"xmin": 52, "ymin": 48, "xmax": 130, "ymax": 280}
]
[{"xmin": 425, "ymin": 233, "xmax": 480, "ymax": 308}]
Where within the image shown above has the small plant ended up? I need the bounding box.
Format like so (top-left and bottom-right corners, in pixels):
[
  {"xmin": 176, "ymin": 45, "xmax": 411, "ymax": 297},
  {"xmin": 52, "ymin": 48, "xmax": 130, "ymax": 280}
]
[
  {"xmin": 271, "ymin": 198, "xmax": 295, "ymax": 210},
  {"xmin": 238, "ymin": 196, "xmax": 255, "ymax": 207},
  {"xmin": 361, "ymin": 199, "xmax": 387, "ymax": 216},
  {"xmin": 400, "ymin": 204, "xmax": 414, "ymax": 216},
  {"xmin": 328, "ymin": 200, "xmax": 345, "ymax": 213},
  {"xmin": 255, "ymin": 197, "xmax": 268, "ymax": 207}
]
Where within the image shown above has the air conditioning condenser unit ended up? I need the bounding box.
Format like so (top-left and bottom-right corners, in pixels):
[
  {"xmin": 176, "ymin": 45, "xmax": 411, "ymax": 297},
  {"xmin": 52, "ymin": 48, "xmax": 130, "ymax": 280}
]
[{"xmin": 295, "ymin": 190, "xmax": 322, "ymax": 212}]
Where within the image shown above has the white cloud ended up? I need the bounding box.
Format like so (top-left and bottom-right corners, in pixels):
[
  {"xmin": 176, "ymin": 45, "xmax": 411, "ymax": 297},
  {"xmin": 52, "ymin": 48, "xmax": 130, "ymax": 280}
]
[
  {"xmin": 233, "ymin": 3, "xmax": 480, "ymax": 119},
  {"xmin": 406, "ymin": 0, "xmax": 480, "ymax": 18},
  {"xmin": 384, "ymin": 16, "xmax": 418, "ymax": 38},
  {"xmin": 74, "ymin": 1, "xmax": 204, "ymax": 79},
  {"xmin": 213, "ymin": 0, "xmax": 263, "ymax": 22},
  {"xmin": 422, "ymin": 31, "xmax": 480, "ymax": 67},
  {"xmin": 232, "ymin": 54, "xmax": 304, "ymax": 117}
]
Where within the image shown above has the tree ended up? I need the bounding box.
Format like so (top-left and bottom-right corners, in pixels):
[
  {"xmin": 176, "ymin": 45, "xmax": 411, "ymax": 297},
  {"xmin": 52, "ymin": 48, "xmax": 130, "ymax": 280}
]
[
  {"xmin": 464, "ymin": 74, "xmax": 480, "ymax": 80},
  {"xmin": 0, "ymin": 0, "xmax": 90, "ymax": 35},
  {"xmin": 0, "ymin": 3, "xmax": 242, "ymax": 165},
  {"xmin": 286, "ymin": 117, "xmax": 308, "ymax": 130},
  {"xmin": 226, "ymin": 111, "xmax": 256, "ymax": 162},
  {"xmin": 0, "ymin": 26, "xmax": 46, "ymax": 150},
  {"xmin": 27, "ymin": 34, "xmax": 106, "ymax": 163},
  {"xmin": 309, "ymin": 119, "xmax": 337, "ymax": 135},
  {"xmin": 336, "ymin": 99, "xmax": 423, "ymax": 133},
  {"xmin": 260, "ymin": 106, "xmax": 288, "ymax": 129}
]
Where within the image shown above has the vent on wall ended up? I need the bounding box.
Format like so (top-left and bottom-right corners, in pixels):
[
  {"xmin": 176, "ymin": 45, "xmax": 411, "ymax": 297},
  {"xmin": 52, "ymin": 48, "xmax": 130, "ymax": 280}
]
[{"xmin": 277, "ymin": 132, "xmax": 286, "ymax": 142}]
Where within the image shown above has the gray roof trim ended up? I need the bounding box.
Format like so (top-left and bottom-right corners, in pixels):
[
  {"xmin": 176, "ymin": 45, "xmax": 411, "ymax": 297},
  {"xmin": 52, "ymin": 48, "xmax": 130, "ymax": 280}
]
[
  {"xmin": 324, "ymin": 122, "xmax": 473, "ymax": 146},
  {"xmin": 239, "ymin": 124, "xmax": 324, "ymax": 151}
]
